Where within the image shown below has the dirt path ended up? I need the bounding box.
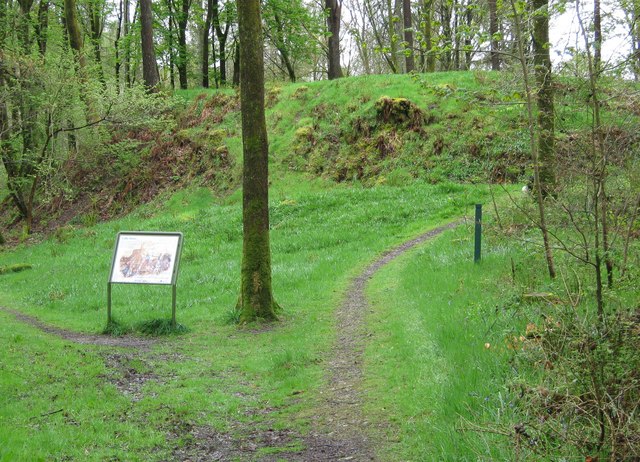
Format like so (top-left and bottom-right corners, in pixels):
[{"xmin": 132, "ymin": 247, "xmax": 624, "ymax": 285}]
[
  {"xmin": 0, "ymin": 307, "xmax": 157, "ymax": 349},
  {"xmin": 286, "ymin": 220, "xmax": 463, "ymax": 461},
  {"xmin": 1, "ymin": 220, "xmax": 461, "ymax": 461}
]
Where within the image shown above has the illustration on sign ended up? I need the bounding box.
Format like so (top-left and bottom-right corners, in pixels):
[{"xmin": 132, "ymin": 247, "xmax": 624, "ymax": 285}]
[{"xmin": 110, "ymin": 233, "xmax": 181, "ymax": 284}]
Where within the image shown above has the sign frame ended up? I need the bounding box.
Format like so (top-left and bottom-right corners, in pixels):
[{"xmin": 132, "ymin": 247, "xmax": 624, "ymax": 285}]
[{"xmin": 107, "ymin": 231, "xmax": 184, "ymax": 327}]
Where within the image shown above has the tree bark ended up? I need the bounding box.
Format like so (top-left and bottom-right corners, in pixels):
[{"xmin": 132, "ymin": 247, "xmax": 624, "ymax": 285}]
[
  {"xmin": 202, "ymin": 0, "xmax": 213, "ymax": 87},
  {"xmin": 463, "ymin": 0, "xmax": 473, "ymax": 69},
  {"xmin": 176, "ymin": 0, "xmax": 191, "ymax": 89},
  {"xmin": 88, "ymin": 0, "xmax": 105, "ymax": 85},
  {"xmin": 35, "ymin": 0, "xmax": 49, "ymax": 56},
  {"xmin": 532, "ymin": 0, "xmax": 556, "ymax": 196},
  {"xmin": 140, "ymin": 0, "xmax": 160, "ymax": 91},
  {"xmin": 165, "ymin": 0, "xmax": 175, "ymax": 89},
  {"xmin": 423, "ymin": 0, "xmax": 435, "ymax": 72},
  {"xmin": 594, "ymin": 0, "xmax": 602, "ymax": 71},
  {"xmin": 115, "ymin": 0, "xmax": 123, "ymax": 91},
  {"xmin": 510, "ymin": 0, "xmax": 556, "ymax": 280},
  {"xmin": 64, "ymin": 0, "xmax": 87, "ymax": 68},
  {"xmin": 386, "ymin": 0, "xmax": 399, "ymax": 72},
  {"xmin": 489, "ymin": 0, "xmax": 500, "ymax": 70},
  {"xmin": 236, "ymin": 0, "xmax": 278, "ymax": 323},
  {"xmin": 325, "ymin": 0, "xmax": 344, "ymax": 79},
  {"xmin": 123, "ymin": 0, "xmax": 131, "ymax": 87},
  {"xmin": 402, "ymin": 0, "xmax": 415, "ymax": 72},
  {"xmin": 0, "ymin": 61, "xmax": 29, "ymax": 220},
  {"xmin": 213, "ymin": 0, "xmax": 230, "ymax": 85},
  {"xmin": 441, "ymin": 0, "xmax": 453, "ymax": 70},
  {"xmin": 232, "ymin": 41, "xmax": 240, "ymax": 86}
]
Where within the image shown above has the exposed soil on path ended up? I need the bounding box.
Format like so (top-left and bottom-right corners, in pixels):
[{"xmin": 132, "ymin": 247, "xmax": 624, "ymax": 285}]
[
  {"xmin": 274, "ymin": 219, "xmax": 463, "ymax": 461},
  {"xmin": 0, "ymin": 307, "xmax": 157, "ymax": 349}
]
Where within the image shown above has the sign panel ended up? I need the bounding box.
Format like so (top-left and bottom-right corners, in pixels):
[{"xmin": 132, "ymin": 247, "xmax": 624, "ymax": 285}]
[{"xmin": 109, "ymin": 232, "xmax": 183, "ymax": 285}]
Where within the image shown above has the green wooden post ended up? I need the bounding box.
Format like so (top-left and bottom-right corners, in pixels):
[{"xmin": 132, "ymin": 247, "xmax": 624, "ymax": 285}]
[{"xmin": 474, "ymin": 204, "xmax": 482, "ymax": 263}]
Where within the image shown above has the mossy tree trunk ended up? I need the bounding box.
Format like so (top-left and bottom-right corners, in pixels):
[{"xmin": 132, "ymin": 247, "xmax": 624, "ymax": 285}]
[
  {"xmin": 422, "ymin": 0, "xmax": 435, "ymax": 72},
  {"xmin": 532, "ymin": 0, "xmax": 556, "ymax": 197},
  {"xmin": 236, "ymin": 0, "xmax": 278, "ymax": 323}
]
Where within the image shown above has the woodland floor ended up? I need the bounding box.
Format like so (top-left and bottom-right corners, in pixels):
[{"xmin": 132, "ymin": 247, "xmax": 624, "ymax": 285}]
[{"xmin": 1, "ymin": 220, "xmax": 461, "ymax": 461}]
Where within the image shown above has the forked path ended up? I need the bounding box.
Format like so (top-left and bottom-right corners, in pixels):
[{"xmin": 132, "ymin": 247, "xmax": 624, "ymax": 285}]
[
  {"xmin": 292, "ymin": 220, "xmax": 462, "ymax": 461},
  {"xmin": 0, "ymin": 220, "xmax": 462, "ymax": 461}
]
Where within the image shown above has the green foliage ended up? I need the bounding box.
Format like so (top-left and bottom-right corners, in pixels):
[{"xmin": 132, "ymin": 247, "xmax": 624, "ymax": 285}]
[{"xmin": 135, "ymin": 319, "xmax": 190, "ymax": 336}]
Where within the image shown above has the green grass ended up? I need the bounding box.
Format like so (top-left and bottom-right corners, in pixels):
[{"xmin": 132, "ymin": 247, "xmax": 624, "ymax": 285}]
[
  {"xmin": 0, "ymin": 178, "xmax": 491, "ymax": 460},
  {"xmin": 364, "ymin": 223, "xmax": 522, "ymax": 460}
]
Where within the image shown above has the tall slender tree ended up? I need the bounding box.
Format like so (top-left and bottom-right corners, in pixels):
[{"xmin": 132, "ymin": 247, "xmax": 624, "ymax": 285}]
[
  {"xmin": 593, "ymin": 0, "xmax": 602, "ymax": 70},
  {"xmin": 212, "ymin": 0, "xmax": 231, "ymax": 85},
  {"xmin": 402, "ymin": 0, "xmax": 415, "ymax": 72},
  {"xmin": 35, "ymin": 0, "xmax": 49, "ymax": 56},
  {"xmin": 325, "ymin": 0, "xmax": 344, "ymax": 79},
  {"xmin": 88, "ymin": 0, "xmax": 106, "ymax": 85},
  {"xmin": 532, "ymin": 0, "xmax": 556, "ymax": 196},
  {"xmin": 140, "ymin": 0, "xmax": 160, "ymax": 90},
  {"xmin": 422, "ymin": 0, "xmax": 435, "ymax": 71},
  {"xmin": 489, "ymin": 0, "xmax": 500, "ymax": 70},
  {"xmin": 202, "ymin": 0, "xmax": 213, "ymax": 87},
  {"xmin": 236, "ymin": 0, "xmax": 278, "ymax": 322}
]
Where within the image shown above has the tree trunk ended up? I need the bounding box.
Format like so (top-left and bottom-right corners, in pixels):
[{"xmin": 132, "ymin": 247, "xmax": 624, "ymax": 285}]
[
  {"xmin": 236, "ymin": 0, "xmax": 278, "ymax": 323},
  {"xmin": 326, "ymin": 0, "xmax": 344, "ymax": 79},
  {"xmin": 635, "ymin": 0, "xmax": 640, "ymax": 80},
  {"xmin": 202, "ymin": 0, "xmax": 213, "ymax": 87},
  {"xmin": 423, "ymin": 0, "xmax": 435, "ymax": 72},
  {"xmin": 17, "ymin": 0, "xmax": 35, "ymax": 52},
  {"xmin": 123, "ymin": 0, "xmax": 131, "ymax": 87},
  {"xmin": 140, "ymin": 0, "xmax": 160, "ymax": 91},
  {"xmin": 489, "ymin": 0, "xmax": 500, "ymax": 70},
  {"xmin": 89, "ymin": 0, "xmax": 105, "ymax": 86},
  {"xmin": 115, "ymin": 0, "xmax": 123, "ymax": 92},
  {"xmin": 510, "ymin": 0, "xmax": 556, "ymax": 280},
  {"xmin": 402, "ymin": 0, "xmax": 415, "ymax": 72},
  {"xmin": 35, "ymin": 0, "xmax": 49, "ymax": 56},
  {"xmin": 532, "ymin": 0, "xmax": 556, "ymax": 196},
  {"xmin": 0, "ymin": 64, "xmax": 29, "ymax": 220},
  {"xmin": 211, "ymin": 27, "xmax": 219, "ymax": 87},
  {"xmin": 441, "ymin": 0, "xmax": 453, "ymax": 70},
  {"xmin": 232, "ymin": 41, "xmax": 240, "ymax": 86},
  {"xmin": 213, "ymin": 0, "xmax": 229, "ymax": 85},
  {"xmin": 177, "ymin": 0, "xmax": 190, "ymax": 89},
  {"xmin": 386, "ymin": 0, "xmax": 399, "ymax": 72},
  {"xmin": 594, "ymin": 0, "xmax": 602, "ymax": 71},
  {"xmin": 165, "ymin": 0, "xmax": 175, "ymax": 89},
  {"xmin": 464, "ymin": 0, "xmax": 473, "ymax": 69}
]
